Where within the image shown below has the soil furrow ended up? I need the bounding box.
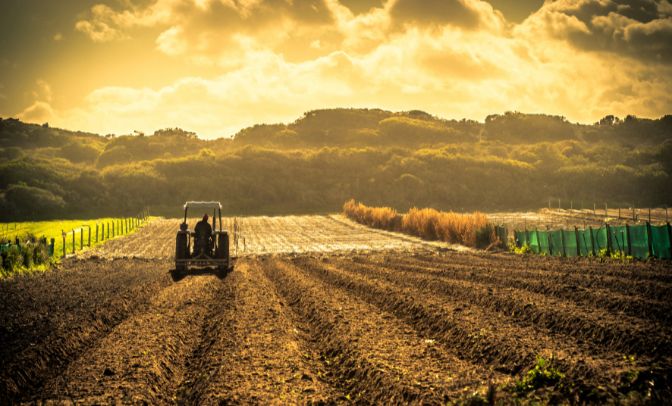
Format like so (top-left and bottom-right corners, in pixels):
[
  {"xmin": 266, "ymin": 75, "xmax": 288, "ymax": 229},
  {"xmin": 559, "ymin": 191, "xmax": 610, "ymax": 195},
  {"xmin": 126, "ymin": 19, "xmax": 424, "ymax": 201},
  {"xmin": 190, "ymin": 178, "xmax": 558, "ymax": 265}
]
[
  {"xmin": 364, "ymin": 253, "xmax": 672, "ymax": 302},
  {"xmin": 290, "ymin": 256, "xmax": 645, "ymax": 401},
  {"xmin": 331, "ymin": 256, "xmax": 671, "ymax": 357},
  {"xmin": 0, "ymin": 258, "xmax": 171, "ymax": 402},
  {"xmin": 400, "ymin": 252, "xmax": 672, "ymax": 285},
  {"xmin": 183, "ymin": 260, "xmax": 342, "ymax": 404},
  {"xmin": 33, "ymin": 272, "xmax": 225, "ymax": 403},
  {"xmin": 265, "ymin": 256, "xmax": 503, "ymax": 404},
  {"xmin": 365, "ymin": 255, "xmax": 672, "ymax": 324}
]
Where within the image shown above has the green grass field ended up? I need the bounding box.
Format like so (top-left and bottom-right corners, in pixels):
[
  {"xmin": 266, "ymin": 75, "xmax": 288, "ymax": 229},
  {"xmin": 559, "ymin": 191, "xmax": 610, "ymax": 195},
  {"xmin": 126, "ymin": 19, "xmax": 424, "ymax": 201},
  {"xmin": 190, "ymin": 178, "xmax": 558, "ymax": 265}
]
[{"xmin": 0, "ymin": 217, "xmax": 148, "ymax": 259}]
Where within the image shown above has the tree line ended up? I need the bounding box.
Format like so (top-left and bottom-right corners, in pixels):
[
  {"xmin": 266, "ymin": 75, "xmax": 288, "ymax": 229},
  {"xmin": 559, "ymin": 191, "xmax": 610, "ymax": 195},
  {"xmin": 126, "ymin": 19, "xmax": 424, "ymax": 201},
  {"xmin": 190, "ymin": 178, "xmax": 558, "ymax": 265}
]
[{"xmin": 0, "ymin": 109, "xmax": 670, "ymax": 220}]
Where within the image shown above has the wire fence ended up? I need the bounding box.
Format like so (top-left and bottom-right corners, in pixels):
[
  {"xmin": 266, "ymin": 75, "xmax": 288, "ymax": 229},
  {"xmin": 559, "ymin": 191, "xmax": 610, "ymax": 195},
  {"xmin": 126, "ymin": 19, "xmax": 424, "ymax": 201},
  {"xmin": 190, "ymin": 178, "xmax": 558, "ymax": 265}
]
[{"xmin": 61, "ymin": 209, "xmax": 149, "ymax": 258}]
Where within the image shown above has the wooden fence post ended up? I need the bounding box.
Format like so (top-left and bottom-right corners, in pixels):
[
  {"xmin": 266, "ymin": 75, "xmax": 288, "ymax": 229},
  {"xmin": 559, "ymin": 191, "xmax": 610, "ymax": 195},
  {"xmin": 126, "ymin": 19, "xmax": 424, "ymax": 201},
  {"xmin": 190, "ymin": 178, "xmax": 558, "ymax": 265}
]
[
  {"xmin": 62, "ymin": 231, "xmax": 66, "ymax": 258},
  {"xmin": 605, "ymin": 224, "xmax": 612, "ymax": 256},
  {"xmin": 95, "ymin": 224, "xmax": 99, "ymax": 243},
  {"xmin": 574, "ymin": 226, "xmax": 580, "ymax": 256},
  {"xmin": 87, "ymin": 227, "xmax": 91, "ymax": 247},
  {"xmin": 560, "ymin": 229, "xmax": 567, "ymax": 257},
  {"xmin": 72, "ymin": 230, "xmax": 76, "ymax": 254},
  {"xmin": 589, "ymin": 226, "xmax": 596, "ymax": 256},
  {"xmin": 625, "ymin": 224, "xmax": 631, "ymax": 257},
  {"xmin": 112, "ymin": 221, "xmax": 115, "ymax": 238},
  {"xmin": 80, "ymin": 229, "xmax": 83, "ymax": 251},
  {"xmin": 646, "ymin": 222, "xmax": 653, "ymax": 259}
]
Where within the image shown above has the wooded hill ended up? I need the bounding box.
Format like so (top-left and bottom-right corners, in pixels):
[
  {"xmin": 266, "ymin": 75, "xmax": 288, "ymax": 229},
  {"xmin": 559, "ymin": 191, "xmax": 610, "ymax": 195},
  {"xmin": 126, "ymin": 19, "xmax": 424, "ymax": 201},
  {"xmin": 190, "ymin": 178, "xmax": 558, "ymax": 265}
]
[{"xmin": 1, "ymin": 109, "xmax": 670, "ymax": 220}]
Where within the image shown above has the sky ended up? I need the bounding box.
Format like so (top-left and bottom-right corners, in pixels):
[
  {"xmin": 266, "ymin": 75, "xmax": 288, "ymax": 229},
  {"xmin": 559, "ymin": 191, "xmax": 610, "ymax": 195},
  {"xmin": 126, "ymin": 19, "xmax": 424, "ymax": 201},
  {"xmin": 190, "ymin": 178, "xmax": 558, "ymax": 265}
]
[{"xmin": 0, "ymin": 0, "xmax": 670, "ymax": 139}]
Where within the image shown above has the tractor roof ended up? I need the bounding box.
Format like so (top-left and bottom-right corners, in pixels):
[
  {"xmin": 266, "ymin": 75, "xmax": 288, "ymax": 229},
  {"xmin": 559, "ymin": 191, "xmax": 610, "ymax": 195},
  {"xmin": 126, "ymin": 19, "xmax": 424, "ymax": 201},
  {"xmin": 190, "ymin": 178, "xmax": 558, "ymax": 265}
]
[{"xmin": 184, "ymin": 201, "xmax": 222, "ymax": 210}]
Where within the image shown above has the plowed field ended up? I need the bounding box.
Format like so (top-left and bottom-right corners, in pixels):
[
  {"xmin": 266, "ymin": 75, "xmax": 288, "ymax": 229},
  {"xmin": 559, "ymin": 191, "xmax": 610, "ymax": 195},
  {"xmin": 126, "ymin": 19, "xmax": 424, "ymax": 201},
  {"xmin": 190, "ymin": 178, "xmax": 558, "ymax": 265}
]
[{"xmin": 1, "ymin": 216, "xmax": 670, "ymax": 404}]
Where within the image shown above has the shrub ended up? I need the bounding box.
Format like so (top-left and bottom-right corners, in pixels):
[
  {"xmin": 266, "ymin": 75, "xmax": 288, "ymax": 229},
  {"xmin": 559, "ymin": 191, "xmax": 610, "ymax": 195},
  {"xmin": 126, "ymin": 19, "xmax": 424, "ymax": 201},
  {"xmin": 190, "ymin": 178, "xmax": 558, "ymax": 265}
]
[
  {"xmin": 2, "ymin": 245, "xmax": 23, "ymax": 274},
  {"xmin": 515, "ymin": 356, "xmax": 565, "ymax": 393},
  {"xmin": 0, "ymin": 234, "xmax": 53, "ymax": 276},
  {"xmin": 511, "ymin": 242, "xmax": 531, "ymax": 255}
]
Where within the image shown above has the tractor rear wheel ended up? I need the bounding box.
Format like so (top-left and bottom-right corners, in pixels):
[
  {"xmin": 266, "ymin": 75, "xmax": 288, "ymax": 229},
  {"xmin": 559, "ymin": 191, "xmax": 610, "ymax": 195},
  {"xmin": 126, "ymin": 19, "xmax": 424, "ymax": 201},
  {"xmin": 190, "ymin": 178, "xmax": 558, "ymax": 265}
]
[
  {"xmin": 216, "ymin": 232, "xmax": 229, "ymax": 261},
  {"xmin": 216, "ymin": 233, "xmax": 229, "ymax": 276},
  {"xmin": 175, "ymin": 232, "xmax": 188, "ymax": 274}
]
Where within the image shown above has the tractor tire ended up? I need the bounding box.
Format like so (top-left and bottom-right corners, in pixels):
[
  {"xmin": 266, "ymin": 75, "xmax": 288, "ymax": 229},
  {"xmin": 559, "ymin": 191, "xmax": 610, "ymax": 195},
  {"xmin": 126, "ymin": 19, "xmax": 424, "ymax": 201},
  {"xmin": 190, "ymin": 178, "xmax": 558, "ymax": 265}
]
[
  {"xmin": 217, "ymin": 264, "xmax": 228, "ymax": 277},
  {"xmin": 175, "ymin": 232, "xmax": 189, "ymax": 275},
  {"xmin": 216, "ymin": 232, "xmax": 229, "ymax": 261}
]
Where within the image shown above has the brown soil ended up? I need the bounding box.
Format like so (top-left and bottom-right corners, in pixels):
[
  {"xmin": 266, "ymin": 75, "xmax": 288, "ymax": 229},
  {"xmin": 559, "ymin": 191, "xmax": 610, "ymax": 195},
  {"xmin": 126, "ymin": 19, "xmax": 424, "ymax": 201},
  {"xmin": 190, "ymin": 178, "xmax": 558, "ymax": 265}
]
[{"xmin": 1, "ymin": 216, "xmax": 670, "ymax": 404}]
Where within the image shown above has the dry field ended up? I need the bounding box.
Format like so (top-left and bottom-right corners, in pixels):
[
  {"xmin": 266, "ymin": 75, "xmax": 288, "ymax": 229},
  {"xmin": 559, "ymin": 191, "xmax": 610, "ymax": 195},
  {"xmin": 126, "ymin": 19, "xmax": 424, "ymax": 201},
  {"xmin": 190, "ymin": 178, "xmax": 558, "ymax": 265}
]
[
  {"xmin": 1, "ymin": 215, "xmax": 670, "ymax": 403},
  {"xmin": 488, "ymin": 208, "xmax": 671, "ymax": 232}
]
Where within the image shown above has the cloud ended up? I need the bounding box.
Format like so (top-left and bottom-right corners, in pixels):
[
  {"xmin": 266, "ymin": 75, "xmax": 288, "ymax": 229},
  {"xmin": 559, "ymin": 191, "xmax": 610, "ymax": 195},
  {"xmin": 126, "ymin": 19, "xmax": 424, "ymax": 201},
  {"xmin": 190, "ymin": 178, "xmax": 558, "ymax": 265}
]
[
  {"xmin": 389, "ymin": 0, "xmax": 505, "ymax": 31},
  {"xmin": 31, "ymin": 80, "xmax": 53, "ymax": 103},
  {"xmin": 18, "ymin": 101, "xmax": 56, "ymax": 124},
  {"xmin": 155, "ymin": 26, "xmax": 187, "ymax": 56},
  {"xmin": 42, "ymin": 0, "xmax": 669, "ymax": 138},
  {"xmin": 520, "ymin": 0, "xmax": 672, "ymax": 62}
]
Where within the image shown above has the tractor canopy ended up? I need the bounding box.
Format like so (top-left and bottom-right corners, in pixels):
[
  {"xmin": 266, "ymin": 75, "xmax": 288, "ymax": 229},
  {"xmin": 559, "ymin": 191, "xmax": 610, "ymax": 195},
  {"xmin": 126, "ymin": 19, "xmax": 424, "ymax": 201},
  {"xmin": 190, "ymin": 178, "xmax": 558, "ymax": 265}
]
[
  {"xmin": 182, "ymin": 201, "xmax": 223, "ymax": 230},
  {"xmin": 183, "ymin": 201, "xmax": 222, "ymax": 210}
]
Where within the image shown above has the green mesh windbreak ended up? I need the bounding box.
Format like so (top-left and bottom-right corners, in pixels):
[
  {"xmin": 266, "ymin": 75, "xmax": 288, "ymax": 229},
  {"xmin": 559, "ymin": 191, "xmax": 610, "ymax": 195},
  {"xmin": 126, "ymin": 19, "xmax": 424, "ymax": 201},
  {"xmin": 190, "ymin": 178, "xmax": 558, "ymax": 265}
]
[
  {"xmin": 651, "ymin": 225, "xmax": 671, "ymax": 260},
  {"xmin": 562, "ymin": 230, "xmax": 578, "ymax": 257},
  {"xmin": 513, "ymin": 223, "xmax": 670, "ymax": 259},
  {"xmin": 538, "ymin": 231, "xmax": 550, "ymax": 255},
  {"xmin": 578, "ymin": 229, "xmax": 593, "ymax": 256},
  {"xmin": 592, "ymin": 227, "xmax": 609, "ymax": 252},
  {"xmin": 609, "ymin": 225, "xmax": 629, "ymax": 255},
  {"xmin": 528, "ymin": 230, "xmax": 540, "ymax": 254},
  {"xmin": 549, "ymin": 230, "xmax": 563, "ymax": 256},
  {"xmin": 514, "ymin": 230, "xmax": 526, "ymax": 248},
  {"xmin": 629, "ymin": 224, "xmax": 649, "ymax": 259}
]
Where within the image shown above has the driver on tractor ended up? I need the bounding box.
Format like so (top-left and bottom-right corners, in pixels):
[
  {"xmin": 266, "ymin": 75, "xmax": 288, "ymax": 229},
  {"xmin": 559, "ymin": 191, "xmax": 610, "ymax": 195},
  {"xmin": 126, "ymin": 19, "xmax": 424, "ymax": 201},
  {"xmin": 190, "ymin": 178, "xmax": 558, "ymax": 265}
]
[{"xmin": 194, "ymin": 214, "xmax": 213, "ymax": 256}]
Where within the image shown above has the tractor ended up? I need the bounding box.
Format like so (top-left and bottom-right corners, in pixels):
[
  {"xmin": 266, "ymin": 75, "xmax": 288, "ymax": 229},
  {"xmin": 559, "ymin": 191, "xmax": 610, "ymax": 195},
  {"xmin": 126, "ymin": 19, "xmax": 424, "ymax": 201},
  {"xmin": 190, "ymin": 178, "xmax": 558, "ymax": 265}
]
[{"xmin": 175, "ymin": 201, "xmax": 231, "ymax": 276}]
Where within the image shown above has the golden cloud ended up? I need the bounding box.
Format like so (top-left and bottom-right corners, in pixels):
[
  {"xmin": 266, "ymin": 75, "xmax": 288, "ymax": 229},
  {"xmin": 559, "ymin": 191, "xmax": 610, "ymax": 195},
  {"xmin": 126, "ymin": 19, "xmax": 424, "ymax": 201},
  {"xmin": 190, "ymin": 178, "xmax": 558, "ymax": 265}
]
[{"xmin": 33, "ymin": 0, "xmax": 668, "ymax": 137}]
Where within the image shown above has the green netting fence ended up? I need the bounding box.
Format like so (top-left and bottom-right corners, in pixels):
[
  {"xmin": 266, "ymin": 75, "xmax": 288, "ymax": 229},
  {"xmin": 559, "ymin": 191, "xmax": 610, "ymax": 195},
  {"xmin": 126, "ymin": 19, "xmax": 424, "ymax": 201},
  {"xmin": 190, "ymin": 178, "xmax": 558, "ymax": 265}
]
[
  {"xmin": 651, "ymin": 225, "xmax": 672, "ymax": 259},
  {"xmin": 514, "ymin": 222, "xmax": 672, "ymax": 260}
]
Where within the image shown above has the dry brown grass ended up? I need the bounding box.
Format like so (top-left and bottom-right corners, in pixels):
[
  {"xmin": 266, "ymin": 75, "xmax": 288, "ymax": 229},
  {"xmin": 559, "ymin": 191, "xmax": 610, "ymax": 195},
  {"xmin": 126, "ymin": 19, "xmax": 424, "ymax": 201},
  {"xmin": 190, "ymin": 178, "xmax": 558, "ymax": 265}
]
[
  {"xmin": 342, "ymin": 199, "xmax": 401, "ymax": 230},
  {"xmin": 343, "ymin": 199, "xmax": 495, "ymax": 248}
]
